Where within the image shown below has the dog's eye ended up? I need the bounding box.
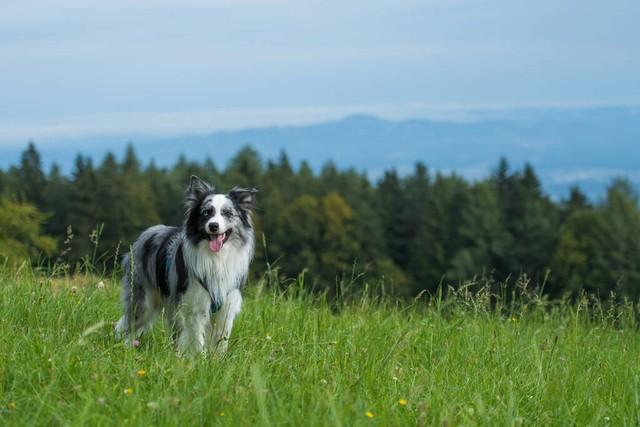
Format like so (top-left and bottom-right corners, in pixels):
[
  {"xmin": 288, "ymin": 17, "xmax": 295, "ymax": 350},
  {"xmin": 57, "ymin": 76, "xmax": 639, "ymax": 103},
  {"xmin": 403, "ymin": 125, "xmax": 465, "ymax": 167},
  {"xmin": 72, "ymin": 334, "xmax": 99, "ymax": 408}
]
[
  {"xmin": 221, "ymin": 208, "xmax": 234, "ymax": 218},
  {"xmin": 203, "ymin": 208, "xmax": 213, "ymax": 217}
]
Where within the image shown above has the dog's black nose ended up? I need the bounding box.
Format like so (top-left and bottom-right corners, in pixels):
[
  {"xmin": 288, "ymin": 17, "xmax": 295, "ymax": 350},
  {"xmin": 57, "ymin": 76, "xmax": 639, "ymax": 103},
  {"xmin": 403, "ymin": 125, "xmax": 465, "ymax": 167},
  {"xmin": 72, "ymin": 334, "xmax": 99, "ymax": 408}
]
[{"xmin": 209, "ymin": 222, "xmax": 219, "ymax": 233}]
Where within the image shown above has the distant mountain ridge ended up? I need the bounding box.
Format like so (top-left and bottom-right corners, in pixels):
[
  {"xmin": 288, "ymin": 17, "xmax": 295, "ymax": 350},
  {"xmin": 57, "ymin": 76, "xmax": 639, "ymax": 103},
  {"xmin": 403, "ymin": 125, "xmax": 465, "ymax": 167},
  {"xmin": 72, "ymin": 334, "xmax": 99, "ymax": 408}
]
[{"xmin": 1, "ymin": 106, "xmax": 639, "ymax": 199}]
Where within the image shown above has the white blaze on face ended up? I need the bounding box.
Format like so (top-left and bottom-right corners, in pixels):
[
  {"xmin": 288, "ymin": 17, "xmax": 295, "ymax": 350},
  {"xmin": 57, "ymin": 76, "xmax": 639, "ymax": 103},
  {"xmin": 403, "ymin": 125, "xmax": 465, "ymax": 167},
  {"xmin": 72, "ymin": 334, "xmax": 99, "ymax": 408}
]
[{"xmin": 206, "ymin": 194, "xmax": 233, "ymax": 253}]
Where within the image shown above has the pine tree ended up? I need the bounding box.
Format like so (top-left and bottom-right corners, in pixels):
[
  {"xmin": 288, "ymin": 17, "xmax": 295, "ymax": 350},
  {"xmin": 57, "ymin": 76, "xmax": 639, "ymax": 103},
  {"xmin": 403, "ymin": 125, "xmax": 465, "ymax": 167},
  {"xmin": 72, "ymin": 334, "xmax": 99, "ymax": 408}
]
[
  {"xmin": 551, "ymin": 209, "xmax": 607, "ymax": 295},
  {"xmin": 377, "ymin": 170, "xmax": 410, "ymax": 269},
  {"xmin": 145, "ymin": 161, "xmax": 183, "ymax": 225},
  {"xmin": 18, "ymin": 142, "xmax": 47, "ymax": 208},
  {"xmin": 295, "ymin": 161, "xmax": 317, "ymax": 196},
  {"xmin": 95, "ymin": 152, "xmax": 126, "ymax": 255},
  {"xmin": 414, "ymin": 174, "xmax": 471, "ymax": 290},
  {"xmin": 598, "ymin": 180, "xmax": 640, "ymax": 297},
  {"xmin": 122, "ymin": 143, "xmax": 140, "ymax": 175},
  {"xmin": 319, "ymin": 161, "xmax": 339, "ymax": 195},
  {"xmin": 567, "ymin": 187, "xmax": 590, "ymax": 212},
  {"xmin": 0, "ymin": 169, "xmax": 6, "ymax": 196},
  {"xmin": 404, "ymin": 163, "xmax": 432, "ymax": 288},
  {"xmin": 490, "ymin": 161, "xmax": 559, "ymax": 282},
  {"xmin": 226, "ymin": 146, "xmax": 263, "ymax": 189},
  {"xmin": 119, "ymin": 146, "xmax": 159, "ymax": 242},
  {"xmin": 65, "ymin": 155, "xmax": 99, "ymax": 261},
  {"xmin": 276, "ymin": 195, "xmax": 322, "ymax": 278},
  {"xmin": 43, "ymin": 163, "xmax": 71, "ymax": 240},
  {"xmin": 510, "ymin": 164, "xmax": 560, "ymax": 281},
  {"xmin": 449, "ymin": 181, "xmax": 510, "ymax": 281}
]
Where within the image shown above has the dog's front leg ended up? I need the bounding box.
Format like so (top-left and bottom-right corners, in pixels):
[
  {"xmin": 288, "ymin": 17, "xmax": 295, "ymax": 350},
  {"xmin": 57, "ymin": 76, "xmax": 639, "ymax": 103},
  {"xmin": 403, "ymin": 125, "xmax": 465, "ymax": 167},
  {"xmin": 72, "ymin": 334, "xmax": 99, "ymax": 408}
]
[
  {"xmin": 175, "ymin": 287, "xmax": 211, "ymax": 355},
  {"xmin": 176, "ymin": 308, "xmax": 209, "ymax": 355},
  {"xmin": 210, "ymin": 289, "xmax": 242, "ymax": 353}
]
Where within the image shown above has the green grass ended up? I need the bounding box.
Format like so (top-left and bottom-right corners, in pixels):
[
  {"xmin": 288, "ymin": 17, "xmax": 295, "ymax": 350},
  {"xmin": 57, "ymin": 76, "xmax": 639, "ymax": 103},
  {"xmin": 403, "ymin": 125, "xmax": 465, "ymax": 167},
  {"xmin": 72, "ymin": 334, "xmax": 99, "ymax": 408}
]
[{"xmin": 0, "ymin": 266, "xmax": 639, "ymax": 426}]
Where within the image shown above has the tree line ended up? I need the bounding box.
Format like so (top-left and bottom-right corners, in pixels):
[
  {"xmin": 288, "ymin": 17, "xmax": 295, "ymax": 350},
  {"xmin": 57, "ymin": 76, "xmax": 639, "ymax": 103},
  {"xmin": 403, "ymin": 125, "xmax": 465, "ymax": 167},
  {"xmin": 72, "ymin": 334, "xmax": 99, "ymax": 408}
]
[{"xmin": 1, "ymin": 142, "xmax": 639, "ymax": 299}]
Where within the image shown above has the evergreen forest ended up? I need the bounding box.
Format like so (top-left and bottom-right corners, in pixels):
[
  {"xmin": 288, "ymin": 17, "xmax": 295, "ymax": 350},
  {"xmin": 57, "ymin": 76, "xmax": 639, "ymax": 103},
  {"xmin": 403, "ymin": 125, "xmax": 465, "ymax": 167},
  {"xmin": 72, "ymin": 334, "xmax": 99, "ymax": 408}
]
[{"xmin": 1, "ymin": 142, "xmax": 639, "ymax": 299}]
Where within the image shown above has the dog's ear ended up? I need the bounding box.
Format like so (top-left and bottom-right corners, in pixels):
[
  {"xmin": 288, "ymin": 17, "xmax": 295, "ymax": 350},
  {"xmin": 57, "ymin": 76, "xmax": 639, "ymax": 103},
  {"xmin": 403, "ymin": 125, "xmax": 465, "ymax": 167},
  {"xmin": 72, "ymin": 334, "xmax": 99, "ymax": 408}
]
[
  {"xmin": 228, "ymin": 187, "xmax": 258, "ymax": 213},
  {"xmin": 185, "ymin": 175, "xmax": 214, "ymax": 208}
]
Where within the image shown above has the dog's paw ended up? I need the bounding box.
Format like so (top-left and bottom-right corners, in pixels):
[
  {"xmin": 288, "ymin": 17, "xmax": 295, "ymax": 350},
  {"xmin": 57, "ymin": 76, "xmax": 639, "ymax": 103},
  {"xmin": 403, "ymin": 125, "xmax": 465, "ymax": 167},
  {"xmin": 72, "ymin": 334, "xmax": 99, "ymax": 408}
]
[
  {"xmin": 214, "ymin": 336, "xmax": 229, "ymax": 354},
  {"xmin": 114, "ymin": 318, "xmax": 125, "ymax": 341}
]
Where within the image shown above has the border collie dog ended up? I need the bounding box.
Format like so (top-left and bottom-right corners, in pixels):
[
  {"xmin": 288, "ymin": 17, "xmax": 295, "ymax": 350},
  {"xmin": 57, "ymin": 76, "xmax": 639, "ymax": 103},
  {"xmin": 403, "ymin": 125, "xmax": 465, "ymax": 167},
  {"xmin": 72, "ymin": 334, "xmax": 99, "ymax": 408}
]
[{"xmin": 115, "ymin": 175, "xmax": 257, "ymax": 354}]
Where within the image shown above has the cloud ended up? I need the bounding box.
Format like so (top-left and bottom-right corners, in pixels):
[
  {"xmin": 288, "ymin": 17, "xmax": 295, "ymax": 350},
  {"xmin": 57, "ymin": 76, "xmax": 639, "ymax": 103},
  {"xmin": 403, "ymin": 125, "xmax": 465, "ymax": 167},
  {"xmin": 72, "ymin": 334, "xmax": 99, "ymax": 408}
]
[
  {"xmin": 550, "ymin": 169, "xmax": 640, "ymax": 184},
  {"xmin": 0, "ymin": 0, "xmax": 639, "ymax": 135}
]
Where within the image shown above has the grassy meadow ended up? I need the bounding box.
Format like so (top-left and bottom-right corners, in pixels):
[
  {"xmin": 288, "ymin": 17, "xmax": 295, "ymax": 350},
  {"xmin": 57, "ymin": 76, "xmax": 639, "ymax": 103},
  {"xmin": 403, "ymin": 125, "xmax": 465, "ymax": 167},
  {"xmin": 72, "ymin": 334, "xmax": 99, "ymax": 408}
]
[{"xmin": 0, "ymin": 264, "xmax": 639, "ymax": 426}]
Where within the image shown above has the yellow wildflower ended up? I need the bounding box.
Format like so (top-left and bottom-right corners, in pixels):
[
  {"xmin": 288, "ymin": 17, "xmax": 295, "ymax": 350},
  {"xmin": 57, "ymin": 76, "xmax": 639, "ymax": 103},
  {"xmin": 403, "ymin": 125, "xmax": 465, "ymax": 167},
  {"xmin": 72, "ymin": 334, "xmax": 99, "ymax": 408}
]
[
  {"xmin": 124, "ymin": 387, "xmax": 134, "ymax": 396},
  {"xmin": 136, "ymin": 369, "xmax": 146, "ymax": 378},
  {"xmin": 365, "ymin": 411, "xmax": 374, "ymax": 419},
  {"xmin": 219, "ymin": 412, "xmax": 225, "ymax": 416},
  {"xmin": 398, "ymin": 398, "xmax": 408, "ymax": 406}
]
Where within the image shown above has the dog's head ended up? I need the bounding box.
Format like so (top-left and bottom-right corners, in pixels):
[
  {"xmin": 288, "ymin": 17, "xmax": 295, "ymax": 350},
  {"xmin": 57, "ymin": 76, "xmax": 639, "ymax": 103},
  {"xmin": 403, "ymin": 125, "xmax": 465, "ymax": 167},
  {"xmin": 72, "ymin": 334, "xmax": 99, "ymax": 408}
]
[{"xmin": 185, "ymin": 175, "xmax": 257, "ymax": 252}]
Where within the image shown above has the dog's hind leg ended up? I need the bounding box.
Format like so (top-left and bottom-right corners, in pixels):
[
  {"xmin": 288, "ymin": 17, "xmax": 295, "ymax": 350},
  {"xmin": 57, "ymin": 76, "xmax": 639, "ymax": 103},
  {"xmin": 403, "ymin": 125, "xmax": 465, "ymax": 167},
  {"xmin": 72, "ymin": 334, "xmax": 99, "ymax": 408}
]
[
  {"xmin": 115, "ymin": 256, "xmax": 158, "ymax": 344},
  {"xmin": 210, "ymin": 288, "xmax": 243, "ymax": 353},
  {"xmin": 115, "ymin": 292, "xmax": 159, "ymax": 344}
]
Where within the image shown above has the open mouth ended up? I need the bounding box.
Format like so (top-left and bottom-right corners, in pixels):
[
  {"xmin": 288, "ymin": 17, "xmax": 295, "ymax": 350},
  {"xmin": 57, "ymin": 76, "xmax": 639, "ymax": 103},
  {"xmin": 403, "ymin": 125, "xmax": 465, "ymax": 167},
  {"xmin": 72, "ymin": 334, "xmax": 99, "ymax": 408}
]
[{"xmin": 208, "ymin": 229, "xmax": 232, "ymax": 253}]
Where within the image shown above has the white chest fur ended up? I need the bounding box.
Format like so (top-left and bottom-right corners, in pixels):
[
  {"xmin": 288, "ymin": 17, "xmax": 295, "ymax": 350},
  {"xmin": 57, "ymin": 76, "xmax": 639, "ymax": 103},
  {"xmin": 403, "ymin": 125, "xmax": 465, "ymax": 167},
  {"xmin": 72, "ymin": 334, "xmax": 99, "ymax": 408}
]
[{"xmin": 183, "ymin": 238, "xmax": 253, "ymax": 305}]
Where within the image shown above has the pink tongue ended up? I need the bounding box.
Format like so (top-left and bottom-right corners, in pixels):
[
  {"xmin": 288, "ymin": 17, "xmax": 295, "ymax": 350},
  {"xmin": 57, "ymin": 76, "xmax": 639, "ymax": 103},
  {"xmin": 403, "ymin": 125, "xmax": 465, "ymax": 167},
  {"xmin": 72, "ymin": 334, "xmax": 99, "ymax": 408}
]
[{"xmin": 208, "ymin": 234, "xmax": 225, "ymax": 252}]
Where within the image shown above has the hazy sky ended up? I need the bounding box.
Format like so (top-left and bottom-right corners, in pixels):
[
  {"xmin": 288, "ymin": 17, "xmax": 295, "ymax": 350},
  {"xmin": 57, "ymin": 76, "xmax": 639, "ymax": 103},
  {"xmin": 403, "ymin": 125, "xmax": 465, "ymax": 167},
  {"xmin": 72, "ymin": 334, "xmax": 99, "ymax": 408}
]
[{"xmin": 1, "ymin": 0, "xmax": 638, "ymax": 143}]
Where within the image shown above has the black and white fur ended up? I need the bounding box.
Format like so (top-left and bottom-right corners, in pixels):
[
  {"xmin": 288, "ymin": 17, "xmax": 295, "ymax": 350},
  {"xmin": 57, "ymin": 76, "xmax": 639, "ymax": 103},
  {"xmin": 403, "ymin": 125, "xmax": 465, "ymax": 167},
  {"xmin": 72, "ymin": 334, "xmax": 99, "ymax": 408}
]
[{"xmin": 115, "ymin": 175, "xmax": 257, "ymax": 354}]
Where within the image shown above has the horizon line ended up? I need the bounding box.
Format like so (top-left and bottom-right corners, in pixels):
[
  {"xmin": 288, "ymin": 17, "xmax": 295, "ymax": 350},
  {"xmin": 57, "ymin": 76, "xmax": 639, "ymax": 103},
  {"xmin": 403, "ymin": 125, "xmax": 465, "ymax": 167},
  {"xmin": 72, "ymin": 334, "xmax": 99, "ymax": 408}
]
[{"xmin": 0, "ymin": 101, "xmax": 638, "ymax": 147}]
